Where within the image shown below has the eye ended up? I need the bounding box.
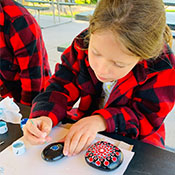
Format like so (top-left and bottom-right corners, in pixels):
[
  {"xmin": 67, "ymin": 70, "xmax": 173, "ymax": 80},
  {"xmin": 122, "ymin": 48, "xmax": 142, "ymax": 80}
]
[
  {"xmin": 113, "ymin": 62, "xmax": 125, "ymax": 68},
  {"xmin": 92, "ymin": 50, "xmax": 101, "ymax": 56}
]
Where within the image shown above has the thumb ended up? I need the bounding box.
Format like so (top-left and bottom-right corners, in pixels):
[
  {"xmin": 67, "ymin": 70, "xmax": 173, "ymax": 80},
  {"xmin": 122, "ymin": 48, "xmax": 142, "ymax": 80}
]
[
  {"xmin": 40, "ymin": 116, "xmax": 53, "ymax": 135},
  {"xmin": 41, "ymin": 125, "xmax": 52, "ymax": 143},
  {"xmin": 42, "ymin": 125, "xmax": 51, "ymax": 135}
]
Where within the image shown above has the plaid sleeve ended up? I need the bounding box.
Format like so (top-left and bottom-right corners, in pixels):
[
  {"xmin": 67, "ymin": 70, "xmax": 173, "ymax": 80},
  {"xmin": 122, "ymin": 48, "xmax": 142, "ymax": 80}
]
[
  {"xmin": 93, "ymin": 67, "xmax": 175, "ymax": 142},
  {"xmin": 8, "ymin": 13, "xmax": 51, "ymax": 105},
  {"xmin": 30, "ymin": 40, "xmax": 82, "ymax": 126}
]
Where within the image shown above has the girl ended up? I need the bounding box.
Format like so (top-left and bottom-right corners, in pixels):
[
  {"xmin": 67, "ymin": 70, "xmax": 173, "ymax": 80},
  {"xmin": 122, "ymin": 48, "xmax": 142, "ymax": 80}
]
[{"xmin": 24, "ymin": 0, "xmax": 175, "ymax": 156}]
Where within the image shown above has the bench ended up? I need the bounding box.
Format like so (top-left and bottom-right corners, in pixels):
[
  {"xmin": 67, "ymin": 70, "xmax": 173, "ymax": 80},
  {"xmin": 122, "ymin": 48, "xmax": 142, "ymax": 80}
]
[
  {"xmin": 25, "ymin": 0, "xmax": 58, "ymax": 23},
  {"xmin": 75, "ymin": 10, "xmax": 94, "ymax": 21},
  {"xmin": 163, "ymin": 0, "xmax": 175, "ymax": 6},
  {"xmin": 24, "ymin": 5, "xmax": 49, "ymax": 23},
  {"xmin": 24, "ymin": 0, "xmax": 88, "ymax": 21},
  {"xmin": 57, "ymin": 41, "xmax": 70, "ymax": 52}
]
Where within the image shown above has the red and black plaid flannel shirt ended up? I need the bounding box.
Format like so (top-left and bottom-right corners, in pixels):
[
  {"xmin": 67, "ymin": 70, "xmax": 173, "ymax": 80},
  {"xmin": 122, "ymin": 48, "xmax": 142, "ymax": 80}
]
[
  {"xmin": 0, "ymin": 0, "xmax": 51, "ymax": 105},
  {"xmin": 30, "ymin": 29, "xmax": 175, "ymax": 148}
]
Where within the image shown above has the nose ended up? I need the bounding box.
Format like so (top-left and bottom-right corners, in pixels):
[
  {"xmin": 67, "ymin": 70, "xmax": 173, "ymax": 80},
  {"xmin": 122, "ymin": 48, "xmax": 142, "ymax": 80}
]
[{"xmin": 95, "ymin": 60, "xmax": 110, "ymax": 76}]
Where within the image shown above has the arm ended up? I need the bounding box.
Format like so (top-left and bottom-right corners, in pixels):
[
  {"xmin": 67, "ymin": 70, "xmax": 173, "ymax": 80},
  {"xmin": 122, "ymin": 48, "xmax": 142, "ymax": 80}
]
[
  {"xmin": 8, "ymin": 14, "xmax": 51, "ymax": 105},
  {"xmin": 30, "ymin": 39, "xmax": 84, "ymax": 126},
  {"xmin": 93, "ymin": 67, "xmax": 175, "ymax": 141}
]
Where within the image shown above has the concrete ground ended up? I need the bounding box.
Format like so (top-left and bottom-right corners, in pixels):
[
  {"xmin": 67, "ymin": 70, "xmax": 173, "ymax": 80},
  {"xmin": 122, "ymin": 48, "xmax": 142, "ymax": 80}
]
[
  {"xmin": 40, "ymin": 16, "xmax": 89, "ymax": 73},
  {"xmin": 39, "ymin": 15, "xmax": 175, "ymax": 149}
]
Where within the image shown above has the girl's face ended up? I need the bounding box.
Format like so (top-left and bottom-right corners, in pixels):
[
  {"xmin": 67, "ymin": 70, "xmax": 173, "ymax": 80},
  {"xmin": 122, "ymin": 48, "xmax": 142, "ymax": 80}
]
[{"xmin": 88, "ymin": 30, "xmax": 140, "ymax": 82}]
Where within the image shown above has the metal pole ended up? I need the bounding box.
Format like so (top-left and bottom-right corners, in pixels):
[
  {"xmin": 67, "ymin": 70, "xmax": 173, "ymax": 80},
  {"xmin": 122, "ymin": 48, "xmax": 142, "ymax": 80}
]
[
  {"xmin": 51, "ymin": 0, "xmax": 56, "ymax": 24},
  {"xmin": 56, "ymin": 0, "xmax": 61, "ymax": 23}
]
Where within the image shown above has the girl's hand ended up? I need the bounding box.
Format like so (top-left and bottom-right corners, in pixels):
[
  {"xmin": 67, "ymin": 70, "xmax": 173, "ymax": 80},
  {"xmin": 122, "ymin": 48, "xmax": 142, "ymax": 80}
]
[
  {"xmin": 23, "ymin": 116, "xmax": 53, "ymax": 145},
  {"xmin": 63, "ymin": 115, "xmax": 106, "ymax": 156}
]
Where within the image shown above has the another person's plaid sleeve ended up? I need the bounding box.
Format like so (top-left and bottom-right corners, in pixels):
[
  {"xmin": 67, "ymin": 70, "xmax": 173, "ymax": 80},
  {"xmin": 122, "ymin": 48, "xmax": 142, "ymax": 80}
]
[{"xmin": 0, "ymin": 0, "xmax": 51, "ymax": 105}]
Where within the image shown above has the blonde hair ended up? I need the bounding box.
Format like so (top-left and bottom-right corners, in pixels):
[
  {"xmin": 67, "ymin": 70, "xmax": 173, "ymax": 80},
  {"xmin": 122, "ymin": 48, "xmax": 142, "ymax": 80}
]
[{"xmin": 89, "ymin": 0, "xmax": 172, "ymax": 60}]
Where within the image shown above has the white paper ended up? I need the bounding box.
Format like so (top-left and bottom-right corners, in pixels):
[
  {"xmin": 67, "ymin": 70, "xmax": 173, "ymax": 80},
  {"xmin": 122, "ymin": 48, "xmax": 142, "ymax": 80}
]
[
  {"xmin": 0, "ymin": 126, "xmax": 134, "ymax": 175},
  {"xmin": 0, "ymin": 97, "xmax": 22, "ymax": 124}
]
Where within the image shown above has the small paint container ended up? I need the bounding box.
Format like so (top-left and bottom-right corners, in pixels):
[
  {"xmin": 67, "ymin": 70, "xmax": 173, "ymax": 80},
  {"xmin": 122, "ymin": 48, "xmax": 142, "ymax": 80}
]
[
  {"xmin": 20, "ymin": 118, "xmax": 29, "ymax": 130},
  {"xmin": 12, "ymin": 140, "xmax": 26, "ymax": 156},
  {"xmin": 0, "ymin": 121, "xmax": 8, "ymax": 134}
]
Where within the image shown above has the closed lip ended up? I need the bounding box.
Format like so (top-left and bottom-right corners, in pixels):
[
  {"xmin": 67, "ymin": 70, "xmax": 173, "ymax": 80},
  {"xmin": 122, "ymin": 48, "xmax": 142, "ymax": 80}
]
[{"xmin": 97, "ymin": 75, "xmax": 108, "ymax": 81}]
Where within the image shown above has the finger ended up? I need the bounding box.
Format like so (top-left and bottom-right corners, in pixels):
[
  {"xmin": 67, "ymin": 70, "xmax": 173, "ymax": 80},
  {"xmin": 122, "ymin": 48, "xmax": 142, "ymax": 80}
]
[
  {"xmin": 72, "ymin": 134, "xmax": 88, "ymax": 155},
  {"xmin": 23, "ymin": 127, "xmax": 46, "ymax": 145},
  {"xmin": 63, "ymin": 131, "xmax": 74, "ymax": 156},
  {"xmin": 68, "ymin": 132, "xmax": 82, "ymax": 156},
  {"xmin": 27, "ymin": 119, "xmax": 47, "ymax": 139},
  {"xmin": 40, "ymin": 122, "xmax": 52, "ymax": 135}
]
